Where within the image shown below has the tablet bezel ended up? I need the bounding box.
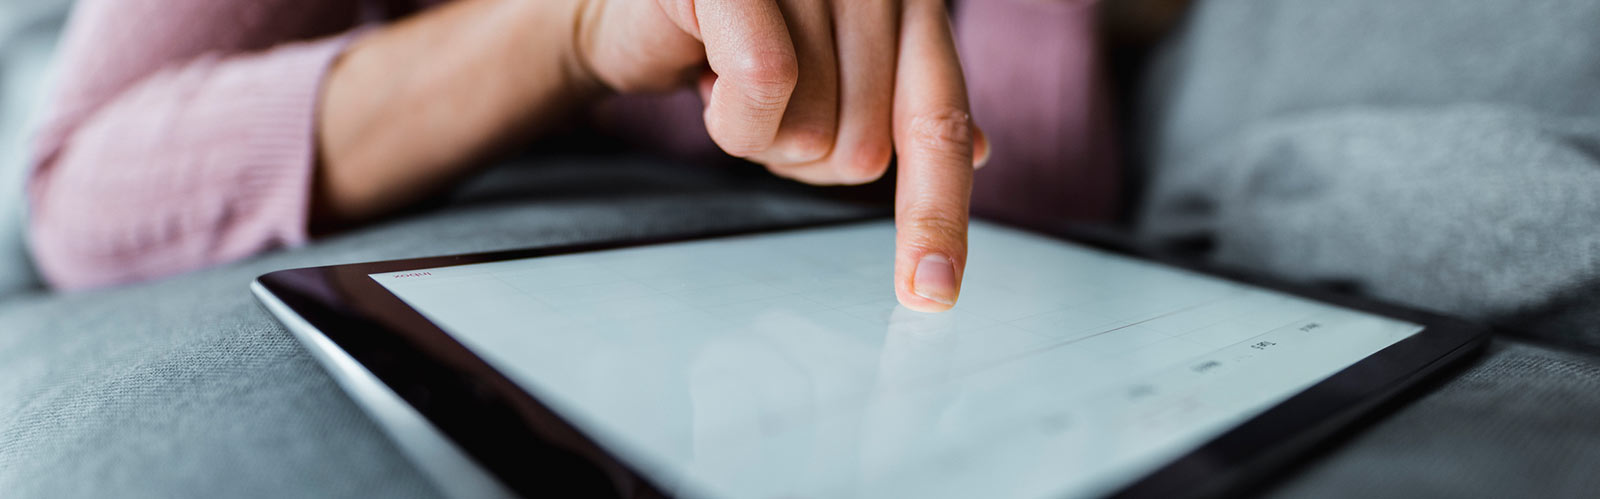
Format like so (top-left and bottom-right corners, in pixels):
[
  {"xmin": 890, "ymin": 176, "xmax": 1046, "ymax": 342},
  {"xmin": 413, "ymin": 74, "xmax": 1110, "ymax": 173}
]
[{"xmin": 255, "ymin": 215, "xmax": 1488, "ymax": 498}]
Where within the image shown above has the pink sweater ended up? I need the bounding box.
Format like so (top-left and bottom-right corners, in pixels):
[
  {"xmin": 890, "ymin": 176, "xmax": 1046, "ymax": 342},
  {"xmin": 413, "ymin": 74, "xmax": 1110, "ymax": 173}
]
[{"xmin": 27, "ymin": 0, "xmax": 1115, "ymax": 291}]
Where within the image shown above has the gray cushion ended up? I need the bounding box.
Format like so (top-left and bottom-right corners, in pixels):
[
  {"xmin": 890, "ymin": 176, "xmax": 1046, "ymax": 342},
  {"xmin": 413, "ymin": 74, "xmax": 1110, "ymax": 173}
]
[
  {"xmin": 0, "ymin": 0, "xmax": 67, "ymax": 297},
  {"xmin": 1141, "ymin": 106, "xmax": 1600, "ymax": 349},
  {"xmin": 1137, "ymin": 0, "xmax": 1600, "ymax": 350},
  {"xmin": 1127, "ymin": 0, "xmax": 1600, "ymax": 495}
]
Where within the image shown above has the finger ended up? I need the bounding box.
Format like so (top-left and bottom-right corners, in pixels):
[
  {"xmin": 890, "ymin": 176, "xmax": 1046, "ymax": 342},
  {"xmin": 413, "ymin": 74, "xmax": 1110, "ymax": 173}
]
[
  {"xmin": 763, "ymin": 162, "xmax": 856, "ymax": 185},
  {"xmin": 752, "ymin": 91, "xmax": 988, "ymax": 187},
  {"xmin": 653, "ymin": 0, "xmax": 702, "ymax": 38},
  {"xmin": 760, "ymin": 0, "xmax": 841, "ymax": 165},
  {"xmin": 756, "ymin": 119, "xmax": 985, "ymax": 185},
  {"xmin": 695, "ymin": 0, "xmax": 800, "ymax": 157},
  {"xmin": 698, "ymin": 67, "xmax": 838, "ymax": 184},
  {"xmin": 746, "ymin": 0, "xmax": 896, "ymax": 186},
  {"xmin": 826, "ymin": 0, "xmax": 900, "ymax": 183},
  {"xmin": 892, "ymin": 0, "xmax": 974, "ymax": 313}
]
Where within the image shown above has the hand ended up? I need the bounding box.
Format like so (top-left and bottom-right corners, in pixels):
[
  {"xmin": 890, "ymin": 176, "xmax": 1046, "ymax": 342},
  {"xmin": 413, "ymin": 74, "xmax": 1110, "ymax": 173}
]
[{"xmin": 575, "ymin": 0, "xmax": 990, "ymax": 312}]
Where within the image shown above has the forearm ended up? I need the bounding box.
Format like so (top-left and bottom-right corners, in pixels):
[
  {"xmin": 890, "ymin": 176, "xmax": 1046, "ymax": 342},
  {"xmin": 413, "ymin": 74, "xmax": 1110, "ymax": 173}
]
[
  {"xmin": 28, "ymin": 37, "xmax": 358, "ymax": 290},
  {"xmin": 314, "ymin": 0, "xmax": 603, "ymax": 226}
]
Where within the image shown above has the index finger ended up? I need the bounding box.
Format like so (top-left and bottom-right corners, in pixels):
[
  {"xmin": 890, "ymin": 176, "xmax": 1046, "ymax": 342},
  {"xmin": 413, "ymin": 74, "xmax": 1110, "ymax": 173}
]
[{"xmin": 891, "ymin": 0, "xmax": 974, "ymax": 313}]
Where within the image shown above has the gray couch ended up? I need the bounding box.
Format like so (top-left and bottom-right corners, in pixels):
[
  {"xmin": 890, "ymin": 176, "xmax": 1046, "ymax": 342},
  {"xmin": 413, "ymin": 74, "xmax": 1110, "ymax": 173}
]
[
  {"xmin": 5, "ymin": 0, "xmax": 1600, "ymax": 497},
  {"xmin": 0, "ymin": 0, "xmax": 64, "ymax": 296}
]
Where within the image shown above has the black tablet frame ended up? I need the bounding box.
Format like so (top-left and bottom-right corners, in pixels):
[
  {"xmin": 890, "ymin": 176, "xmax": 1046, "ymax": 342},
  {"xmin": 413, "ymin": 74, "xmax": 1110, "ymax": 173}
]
[{"xmin": 255, "ymin": 215, "xmax": 1488, "ymax": 498}]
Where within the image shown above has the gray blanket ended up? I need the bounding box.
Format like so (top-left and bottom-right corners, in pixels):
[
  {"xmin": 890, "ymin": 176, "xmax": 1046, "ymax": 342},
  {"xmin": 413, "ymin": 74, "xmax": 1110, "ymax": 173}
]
[
  {"xmin": 1138, "ymin": 0, "xmax": 1600, "ymax": 351},
  {"xmin": 1131, "ymin": 0, "xmax": 1600, "ymax": 494}
]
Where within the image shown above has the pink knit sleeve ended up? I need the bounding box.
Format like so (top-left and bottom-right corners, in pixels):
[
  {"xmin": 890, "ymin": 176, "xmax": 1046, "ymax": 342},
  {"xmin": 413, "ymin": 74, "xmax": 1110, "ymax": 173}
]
[{"xmin": 26, "ymin": 0, "xmax": 365, "ymax": 290}]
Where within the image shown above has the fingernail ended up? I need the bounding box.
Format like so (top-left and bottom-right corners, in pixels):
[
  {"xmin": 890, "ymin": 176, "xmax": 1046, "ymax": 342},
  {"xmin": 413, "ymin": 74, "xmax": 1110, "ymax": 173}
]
[
  {"xmin": 775, "ymin": 132, "xmax": 831, "ymax": 164},
  {"xmin": 781, "ymin": 148, "xmax": 824, "ymax": 164},
  {"xmin": 913, "ymin": 253, "xmax": 958, "ymax": 305},
  {"xmin": 973, "ymin": 126, "xmax": 992, "ymax": 169}
]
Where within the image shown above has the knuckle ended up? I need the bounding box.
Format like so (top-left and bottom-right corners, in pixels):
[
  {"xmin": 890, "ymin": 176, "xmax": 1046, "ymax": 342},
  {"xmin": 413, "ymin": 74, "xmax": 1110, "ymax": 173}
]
[
  {"xmin": 730, "ymin": 51, "xmax": 799, "ymax": 108},
  {"xmin": 741, "ymin": 88, "xmax": 789, "ymax": 114},
  {"xmin": 900, "ymin": 204, "xmax": 969, "ymax": 248},
  {"xmin": 705, "ymin": 121, "xmax": 761, "ymax": 157},
  {"xmin": 906, "ymin": 108, "xmax": 975, "ymax": 158}
]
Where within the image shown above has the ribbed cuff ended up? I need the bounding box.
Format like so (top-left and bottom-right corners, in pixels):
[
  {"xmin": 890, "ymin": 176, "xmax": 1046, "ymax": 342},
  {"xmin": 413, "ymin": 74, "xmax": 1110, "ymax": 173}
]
[{"xmin": 214, "ymin": 29, "xmax": 371, "ymax": 256}]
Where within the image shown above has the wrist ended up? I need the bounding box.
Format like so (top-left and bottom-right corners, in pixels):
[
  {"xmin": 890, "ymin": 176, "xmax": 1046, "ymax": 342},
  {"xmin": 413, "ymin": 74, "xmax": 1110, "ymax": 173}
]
[{"xmin": 500, "ymin": 0, "xmax": 610, "ymax": 110}]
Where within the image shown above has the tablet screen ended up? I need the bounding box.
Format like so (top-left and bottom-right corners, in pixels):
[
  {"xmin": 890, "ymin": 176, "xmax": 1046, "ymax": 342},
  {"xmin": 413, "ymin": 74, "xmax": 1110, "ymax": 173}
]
[{"xmin": 370, "ymin": 221, "xmax": 1422, "ymax": 499}]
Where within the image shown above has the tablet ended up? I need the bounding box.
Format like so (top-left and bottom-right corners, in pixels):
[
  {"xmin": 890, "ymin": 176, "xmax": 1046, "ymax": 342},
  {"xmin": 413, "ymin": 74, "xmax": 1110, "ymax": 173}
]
[{"xmin": 252, "ymin": 218, "xmax": 1486, "ymax": 499}]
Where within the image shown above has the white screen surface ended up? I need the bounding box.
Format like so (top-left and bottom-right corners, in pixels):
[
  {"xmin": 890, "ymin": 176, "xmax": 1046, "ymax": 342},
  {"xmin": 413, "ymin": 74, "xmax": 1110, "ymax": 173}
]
[{"xmin": 371, "ymin": 221, "xmax": 1422, "ymax": 499}]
